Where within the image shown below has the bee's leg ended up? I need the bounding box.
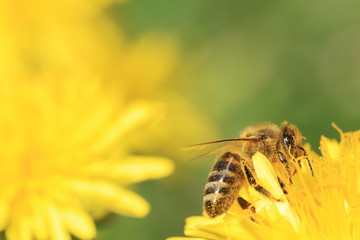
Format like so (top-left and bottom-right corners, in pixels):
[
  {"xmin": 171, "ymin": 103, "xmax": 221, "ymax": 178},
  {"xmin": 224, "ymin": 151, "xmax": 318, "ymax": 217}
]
[
  {"xmin": 297, "ymin": 160, "xmax": 302, "ymax": 168},
  {"xmin": 241, "ymin": 161, "xmax": 282, "ymax": 202},
  {"xmin": 277, "ymin": 152, "xmax": 293, "ymax": 184},
  {"xmin": 237, "ymin": 197, "xmax": 255, "ymax": 212},
  {"xmin": 277, "ymin": 177, "xmax": 288, "ymax": 194},
  {"xmin": 298, "ymin": 147, "xmax": 314, "ymax": 176},
  {"xmin": 237, "ymin": 197, "xmax": 257, "ymax": 222}
]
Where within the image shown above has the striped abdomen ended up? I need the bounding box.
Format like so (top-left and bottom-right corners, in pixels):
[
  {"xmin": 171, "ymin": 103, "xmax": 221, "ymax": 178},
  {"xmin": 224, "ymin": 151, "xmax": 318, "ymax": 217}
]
[{"xmin": 203, "ymin": 152, "xmax": 243, "ymax": 218}]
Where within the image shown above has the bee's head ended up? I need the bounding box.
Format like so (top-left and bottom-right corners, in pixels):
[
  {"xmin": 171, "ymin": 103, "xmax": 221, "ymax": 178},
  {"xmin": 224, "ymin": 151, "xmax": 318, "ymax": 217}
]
[{"xmin": 280, "ymin": 121, "xmax": 304, "ymax": 155}]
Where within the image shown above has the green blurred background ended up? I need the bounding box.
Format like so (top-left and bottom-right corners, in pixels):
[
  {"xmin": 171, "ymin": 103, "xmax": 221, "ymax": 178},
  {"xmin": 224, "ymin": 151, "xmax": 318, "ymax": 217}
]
[{"xmin": 97, "ymin": 0, "xmax": 360, "ymax": 239}]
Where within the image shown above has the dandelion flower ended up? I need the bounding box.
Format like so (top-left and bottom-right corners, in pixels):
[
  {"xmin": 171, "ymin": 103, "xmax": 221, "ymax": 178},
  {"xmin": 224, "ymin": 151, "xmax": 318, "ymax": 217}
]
[
  {"xmin": 171, "ymin": 125, "xmax": 360, "ymax": 240},
  {"xmin": 0, "ymin": 77, "xmax": 174, "ymax": 240}
]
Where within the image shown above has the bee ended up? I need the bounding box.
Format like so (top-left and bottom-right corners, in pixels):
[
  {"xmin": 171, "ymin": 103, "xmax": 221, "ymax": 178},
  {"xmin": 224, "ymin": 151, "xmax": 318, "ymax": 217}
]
[{"xmin": 185, "ymin": 121, "xmax": 313, "ymax": 218}]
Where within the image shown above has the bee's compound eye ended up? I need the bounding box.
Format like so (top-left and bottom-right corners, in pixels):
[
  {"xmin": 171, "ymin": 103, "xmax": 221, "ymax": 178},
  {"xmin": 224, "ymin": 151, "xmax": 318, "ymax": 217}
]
[{"xmin": 283, "ymin": 134, "xmax": 294, "ymax": 148}]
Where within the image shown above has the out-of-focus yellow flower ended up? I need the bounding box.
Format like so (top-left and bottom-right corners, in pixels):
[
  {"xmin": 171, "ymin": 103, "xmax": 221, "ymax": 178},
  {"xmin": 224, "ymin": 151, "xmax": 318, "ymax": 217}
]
[
  {"xmin": 171, "ymin": 125, "xmax": 360, "ymax": 240},
  {"xmin": 0, "ymin": 77, "xmax": 174, "ymax": 240},
  {"xmin": 0, "ymin": 0, "xmax": 215, "ymax": 159},
  {"xmin": 0, "ymin": 0, "xmax": 179, "ymax": 239}
]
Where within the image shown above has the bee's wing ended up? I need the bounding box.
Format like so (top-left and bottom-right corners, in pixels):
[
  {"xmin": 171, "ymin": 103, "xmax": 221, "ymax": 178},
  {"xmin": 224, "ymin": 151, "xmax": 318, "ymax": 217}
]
[
  {"xmin": 181, "ymin": 137, "xmax": 259, "ymax": 151},
  {"xmin": 182, "ymin": 137, "xmax": 259, "ymax": 161}
]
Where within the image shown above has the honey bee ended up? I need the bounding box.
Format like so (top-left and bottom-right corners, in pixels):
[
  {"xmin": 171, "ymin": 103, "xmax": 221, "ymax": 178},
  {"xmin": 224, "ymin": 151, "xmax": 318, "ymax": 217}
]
[{"xmin": 185, "ymin": 121, "xmax": 313, "ymax": 218}]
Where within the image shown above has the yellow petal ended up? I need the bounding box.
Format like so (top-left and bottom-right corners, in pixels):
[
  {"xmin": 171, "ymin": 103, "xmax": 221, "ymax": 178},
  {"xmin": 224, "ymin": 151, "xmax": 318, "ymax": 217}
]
[
  {"xmin": 100, "ymin": 156, "xmax": 174, "ymax": 184},
  {"xmin": 45, "ymin": 202, "xmax": 71, "ymax": 240},
  {"xmin": 252, "ymin": 152, "xmax": 300, "ymax": 231},
  {"xmin": 20, "ymin": 218, "xmax": 34, "ymax": 240},
  {"xmin": 252, "ymin": 152, "xmax": 283, "ymax": 199},
  {"xmin": 184, "ymin": 216, "xmax": 255, "ymax": 240},
  {"xmin": 62, "ymin": 207, "xmax": 96, "ymax": 239},
  {"xmin": 28, "ymin": 196, "xmax": 49, "ymax": 240},
  {"xmin": 184, "ymin": 216, "xmax": 227, "ymax": 239},
  {"xmin": 93, "ymin": 100, "xmax": 166, "ymax": 153},
  {"xmin": 70, "ymin": 180, "xmax": 150, "ymax": 218},
  {"xmin": 320, "ymin": 136, "xmax": 340, "ymax": 162},
  {"xmin": 6, "ymin": 217, "xmax": 32, "ymax": 240},
  {"xmin": 0, "ymin": 199, "xmax": 10, "ymax": 231}
]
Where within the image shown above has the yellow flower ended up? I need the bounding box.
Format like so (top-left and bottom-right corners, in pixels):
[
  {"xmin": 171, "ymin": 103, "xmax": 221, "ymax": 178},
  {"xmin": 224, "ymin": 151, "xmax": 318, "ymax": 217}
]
[
  {"xmin": 171, "ymin": 125, "xmax": 360, "ymax": 240},
  {"xmin": 0, "ymin": 0, "xmax": 214, "ymax": 161},
  {"xmin": 0, "ymin": 0, "xmax": 177, "ymax": 239},
  {"xmin": 0, "ymin": 77, "xmax": 174, "ymax": 240}
]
